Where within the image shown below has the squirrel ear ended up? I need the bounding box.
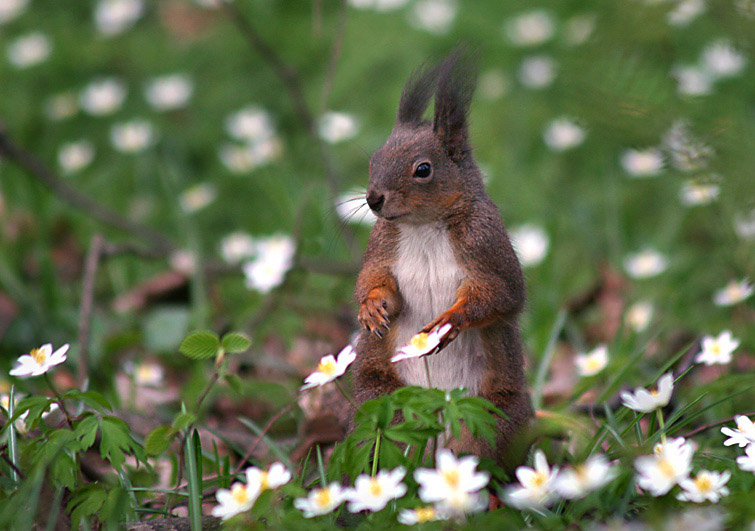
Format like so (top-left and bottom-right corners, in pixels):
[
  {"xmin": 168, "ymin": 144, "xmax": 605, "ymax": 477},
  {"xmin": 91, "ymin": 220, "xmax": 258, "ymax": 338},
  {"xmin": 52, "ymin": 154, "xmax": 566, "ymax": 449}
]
[
  {"xmin": 396, "ymin": 62, "xmax": 440, "ymax": 125},
  {"xmin": 433, "ymin": 49, "xmax": 478, "ymax": 161}
]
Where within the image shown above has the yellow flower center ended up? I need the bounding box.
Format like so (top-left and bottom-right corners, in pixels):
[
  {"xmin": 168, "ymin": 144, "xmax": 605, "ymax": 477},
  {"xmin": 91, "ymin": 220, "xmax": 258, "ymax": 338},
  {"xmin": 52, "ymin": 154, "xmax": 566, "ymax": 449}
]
[
  {"xmin": 694, "ymin": 474, "xmax": 712, "ymax": 492},
  {"xmin": 650, "ymin": 389, "xmax": 658, "ymax": 396},
  {"xmin": 658, "ymin": 459, "xmax": 675, "ymax": 478},
  {"xmin": 259, "ymin": 471, "xmax": 270, "ymax": 491},
  {"xmin": 368, "ymin": 478, "xmax": 383, "ymax": 498},
  {"xmin": 231, "ymin": 484, "xmax": 249, "ymax": 505},
  {"xmin": 575, "ymin": 465, "xmax": 588, "ymax": 482},
  {"xmin": 317, "ymin": 358, "xmax": 337, "ymax": 377},
  {"xmin": 314, "ymin": 488, "xmax": 333, "ymax": 508},
  {"xmin": 30, "ymin": 348, "xmax": 47, "ymax": 365},
  {"xmin": 442, "ymin": 468, "xmax": 460, "ymax": 488},
  {"xmin": 531, "ymin": 471, "xmax": 547, "ymax": 488},
  {"xmin": 410, "ymin": 332, "xmax": 430, "ymax": 352},
  {"xmin": 710, "ymin": 343, "xmax": 721, "ymax": 355},
  {"xmin": 415, "ymin": 506, "xmax": 435, "ymax": 523},
  {"xmin": 585, "ymin": 357, "xmax": 602, "ymax": 372}
]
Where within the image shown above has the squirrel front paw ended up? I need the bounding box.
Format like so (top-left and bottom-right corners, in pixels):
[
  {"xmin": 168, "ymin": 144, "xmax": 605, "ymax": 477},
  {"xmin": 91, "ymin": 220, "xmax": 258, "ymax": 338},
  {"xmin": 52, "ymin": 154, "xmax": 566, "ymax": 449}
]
[
  {"xmin": 358, "ymin": 296, "xmax": 391, "ymax": 338},
  {"xmin": 421, "ymin": 311, "xmax": 463, "ymax": 351}
]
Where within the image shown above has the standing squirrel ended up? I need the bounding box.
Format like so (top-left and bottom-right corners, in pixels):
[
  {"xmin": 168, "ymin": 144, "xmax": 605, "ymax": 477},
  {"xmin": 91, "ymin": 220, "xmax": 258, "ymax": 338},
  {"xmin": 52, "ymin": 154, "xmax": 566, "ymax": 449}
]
[{"xmin": 352, "ymin": 51, "xmax": 533, "ymax": 464}]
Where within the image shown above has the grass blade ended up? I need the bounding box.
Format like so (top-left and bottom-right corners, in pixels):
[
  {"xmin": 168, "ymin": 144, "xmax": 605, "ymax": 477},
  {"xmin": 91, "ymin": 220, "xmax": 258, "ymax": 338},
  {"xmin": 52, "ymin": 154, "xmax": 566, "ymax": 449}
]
[
  {"xmin": 237, "ymin": 416, "xmax": 293, "ymax": 469},
  {"xmin": 185, "ymin": 429, "xmax": 203, "ymax": 531},
  {"xmin": 8, "ymin": 385, "xmax": 19, "ymax": 484},
  {"xmin": 533, "ymin": 309, "xmax": 567, "ymax": 410}
]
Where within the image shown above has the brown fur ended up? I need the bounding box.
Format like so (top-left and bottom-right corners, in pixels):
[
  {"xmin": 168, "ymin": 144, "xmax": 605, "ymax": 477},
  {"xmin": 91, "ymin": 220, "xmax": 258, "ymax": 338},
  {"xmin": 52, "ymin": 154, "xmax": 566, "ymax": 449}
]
[{"xmin": 353, "ymin": 50, "xmax": 533, "ymax": 468}]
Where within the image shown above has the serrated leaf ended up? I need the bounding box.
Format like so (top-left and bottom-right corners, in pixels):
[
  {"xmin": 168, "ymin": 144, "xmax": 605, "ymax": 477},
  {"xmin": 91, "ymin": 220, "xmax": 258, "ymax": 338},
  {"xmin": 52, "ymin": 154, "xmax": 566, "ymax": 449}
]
[
  {"xmin": 100, "ymin": 416, "xmax": 131, "ymax": 468},
  {"xmin": 145, "ymin": 425, "xmax": 176, "ymax": 457},
  {"xmin": 51, "ymin": 453, "xmax": 77, "ymax": 490},
  {"xmin": 179, "ymin": 330, "xmax": 220, "ymax": 360},
  {"xmin": 221, "ymin": 332, "xmax": 252, "ymax": 354},
  {"xmin": 78, "ymin": 391, "xmax": 113, "ymax": 411},
  {"xmin": 74, "ymin": 415, "xmax": 99, "ymax": 452},
  {"xmin": 68, "ymin": 485, "xmax": 107, "ymax": 529},
  {"xmin": 172, "ymin": 412, "xmax": 197, "ymax": 431}
]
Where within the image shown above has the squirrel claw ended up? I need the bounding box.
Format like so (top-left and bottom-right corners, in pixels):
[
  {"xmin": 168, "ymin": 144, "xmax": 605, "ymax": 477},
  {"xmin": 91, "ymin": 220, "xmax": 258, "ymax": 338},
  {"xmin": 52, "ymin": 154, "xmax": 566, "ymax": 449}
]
[{"xmin": 373, "ymin": 328, "xmax": 384, "ymax": 339}]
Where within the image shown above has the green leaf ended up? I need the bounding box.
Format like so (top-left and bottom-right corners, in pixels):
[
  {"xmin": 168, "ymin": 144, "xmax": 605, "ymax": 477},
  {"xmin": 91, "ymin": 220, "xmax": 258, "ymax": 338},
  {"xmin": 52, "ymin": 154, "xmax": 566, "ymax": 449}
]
[
  {"xmin": 185, "ymin": 429, "xmax": 203, "ymax": 531},
  {"xmin": 67, "ymin": 484, "xmax": 107, "ymax": 529},
  {"xmin": 172, "ymin": 412, "xmax": 198, "ymax": 432},
  {"xmin": 179, "ymin": 330, "xmax": 220, "ymax": 360},
  {"xmin": 74, "ymin": 415, "xmax": 100, "ymax": 452},
  {"xmin": 51, "ymin": 453, "xmax": 77, "ymax": 490},
  {"xmin": 144, "ymin": 306, "xmax": 191, "ymax": 353},
  {"xmin": 145, "ymin": 425, "xmax": 177, "ymax": 457},
  {"xmin": 221, "ymin": 332, "xmax": 252, "ymax": 354},
  {"xmin": 100, "ymin": 416, "xmax": 131, "ymax": 468}
]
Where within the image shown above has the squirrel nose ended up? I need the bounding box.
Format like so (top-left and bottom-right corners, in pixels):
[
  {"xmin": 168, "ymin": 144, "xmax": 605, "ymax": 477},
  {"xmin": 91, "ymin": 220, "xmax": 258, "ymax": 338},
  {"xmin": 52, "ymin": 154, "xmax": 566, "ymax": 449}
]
[{"xmin": 366, "ymin": 191, "xmax": 385, "ymax": 212}]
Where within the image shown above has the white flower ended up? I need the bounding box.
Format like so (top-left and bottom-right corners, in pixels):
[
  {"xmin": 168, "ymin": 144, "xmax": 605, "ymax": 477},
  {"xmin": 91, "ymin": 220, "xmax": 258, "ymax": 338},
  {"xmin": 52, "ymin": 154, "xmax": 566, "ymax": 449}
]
[
  {"xmin": 621, "ymin": 372, "xmax": 674, "ymax": 413},
  {"xmin": 397, "ymin": 506, "xmax": 445, "ymax": 525},
  {"xmin": 212, "ymin": 481, "xmax": 257, "ymax": 520},
  {"xmin": 10, "ymin": 343, "xmax": 69, "ymax": 378},
  {"xmin": 736, "ymin": 444, "xmax": 755, "ymax": 472},
  {"xmin": 667, "ymin": 0, "xmax": 706, "ymax": 27},
  {"xmin": 346, "ymin": 467, "xmax": 407, "ymax": 513},
  {"xmin": 294, "ymin": 483, "xmax": 346, "ymax": 518},
  {"xmin": 245, "ymin": 462, "xmax": 291, "ymax": 494},
  {"xmin": 7, "ymin": 32, "xmax": 51, "ymax": 68},
  {"xmin": 721, "ymin": 416, "xmax": 755, "ymax": 448},
  {"xmin": 635, "ymin": 437, "xmax": 695, "ymax": 496},
  {"xmin": 94, "ymin": 0, "xmax": 143, "ymax": 36},
  {"xmin": 625, "ymin": 301, "xmax": 654, "ymax": 333},
  {"xmin": 58, "ymin": 140, "xmax": 95, "ymax": 175},
  {"xmin": 620, "ymin": 148, "xmax": 664, "ymax": 177},
  {"xmin": 696, "ymin": 331, "xmax": 740, "ymax": 366},
  {"xmin": 218, "ymin": 140, "xmax": 282, "ymax": 174},
  {"xmin": 179, "ymin": 183, "xmax": 216, "ymax": 213},
  {"xmin": 110, "ymin": 120, "xmax": 155, "ymax": 153},
  {"xmin": 374, "ymin": 0, "xmax": 410, "ymax": 12},
  {"xmin": 318, "ymin": 111, "xmax": 359, "ymax": 144},
  {"xmin": 662, "ymin": 120, "xmax": 714, "ymax": 172},
  {"xmin": 408, "ymin": 0, "xmax": 457, "ymax": 35},
  {"xmin": 225, "ymin": 106, "xmax": 275, "ymax": 143},
  {"xmin": 680, "ymin": 181, "xmax": 719, "ymax": 206},
  {"xmin": 713, "ymin": 278, "xmax": 753, "ymax": 306},
  {"xmin": 575, "ymin": 345, "xmax": 608, "ymax": 377},
  {"xmin": 44, "ymin": 92, "xmax": 79, "ymax": 121},
  {"xmin": 701, "ymin": 40, "xmax": 747, "ymax": 79},
  {"xmin": 169, "ymin": 250, "xmax": 196, "ymax": 275},
  {"xmin": 672, "ymin": 65, "xmax": 713, "ymax": 96},
  {"xmin": 391, "ymin": 324, "xmax": 453, "ymax": 363},
  {"xmin": 624, "ymin": 249, "xmax": 668, "ymax": 279},
  {"xmin": 435, "ymin": 489, "xmax": 487, "ymax": 516},
  {"xmin": 553, "ymin": 454, "xmax": 616, "ymax": 499},
  {"xmin": 478, "ymin": 69, "xmax": 510, "ymax": 100},
  {"xmin": 0, "ymin": 0, "xmax": 29, "ymax": 24},
  {"xmin": 734, "ymin": 210, "xmax": 755, "ymax": 240},
  {"xmin": 300, "ymin": 345, "xmax": 357, "ymax": 391},
  {"xmin": 80, "ymin": 78, "xmax": 127, "ymax": 116},
  {"xmin": 125, "ymin": 361, "xmax": 164, "ymax": 387},
  {"xmin": 220, "ymin": 232, "xmax": 257, "ymax": 265},
  {"xmin": 504, "ymin": 10, "xmax": 555, "ymax": 47},
  {"xmin": 563, "ymin": 13, "xmax": 596, "ymax": 45},
  {"xmin": 242, "ymin": 234, "xmax": 296, "ymax": 293},
  {"xmin": 144, "ymin": 74, "xmax": 193, "ymax": 111},
  {"xmin": 415, "ymin": 449, "xmax": 490, "ymax": 505},
  {"xmin": 518, "ymin": 55, "xmax": 556, "ymax": 89},
  {"xmin": 543, "ymin": 118, "xmax": 586, "ymax": 152},
  {"xmin": 504, "ymin": 449, "xmax": 558, "ymax": 509},
  {"xmin": 676, "ymin": 470, "xmax": 730, "ymax": 503},
  {"xmin": 336, "ymin": 189, "xmax": 377, "ymax": 226},
  {"xmin": 509, "ymin": 224, "xmax": 549, "ymax": 267}
]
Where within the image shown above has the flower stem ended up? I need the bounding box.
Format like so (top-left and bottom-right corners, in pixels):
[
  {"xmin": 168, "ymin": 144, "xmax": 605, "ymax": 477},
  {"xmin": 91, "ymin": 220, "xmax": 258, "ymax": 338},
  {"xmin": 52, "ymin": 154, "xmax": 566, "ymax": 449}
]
[
  {"xmin": 423, "ymin": 356, "xmax": 433, "ymax": 388},
  {"xmin": 334, "ymin": 379, "xmax": 357, "ymax": 409},
  {"xmin": 44, "ymin": 372, "xmax": 74, "ymax": 429},
  {"xmin": 372, "ymin": 430, "xmax": 381, "ymax": 477},
  {"xmin": 656, "ymin": 408, "xmax": 666, "ymax": 444}
]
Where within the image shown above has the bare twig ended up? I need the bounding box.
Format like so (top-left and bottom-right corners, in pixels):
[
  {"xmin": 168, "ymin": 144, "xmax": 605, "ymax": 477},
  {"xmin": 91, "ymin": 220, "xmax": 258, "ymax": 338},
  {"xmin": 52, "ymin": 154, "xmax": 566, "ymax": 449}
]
[
  {"xmin": 0, "ymin": 449, "xmax": 25, "ymax": 480},
  {"xmin": 77, "ymin": 234, "xmax": 104, "ymax": 388},
  {"xmin": 233, "ymin": 403, "xmax": 294, "ymax": 475},
  {"xmin": 684, "ymin": 411, "xmax": 755, "ymax": 439}
]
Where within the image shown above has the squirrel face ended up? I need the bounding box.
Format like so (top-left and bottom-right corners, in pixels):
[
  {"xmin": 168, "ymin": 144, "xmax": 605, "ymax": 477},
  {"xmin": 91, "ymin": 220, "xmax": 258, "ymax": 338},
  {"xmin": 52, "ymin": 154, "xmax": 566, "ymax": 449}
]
[{"xmin": 366, "ymin": 51, "xmax": 482, "ymax": 225}]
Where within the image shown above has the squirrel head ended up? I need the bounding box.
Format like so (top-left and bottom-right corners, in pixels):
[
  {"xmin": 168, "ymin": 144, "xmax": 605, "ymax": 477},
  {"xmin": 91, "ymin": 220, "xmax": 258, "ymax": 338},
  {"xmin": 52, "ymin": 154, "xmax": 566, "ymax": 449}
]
[{"xmin": 366, "ymin": 49, "xmax": 483, "ymax": 224}]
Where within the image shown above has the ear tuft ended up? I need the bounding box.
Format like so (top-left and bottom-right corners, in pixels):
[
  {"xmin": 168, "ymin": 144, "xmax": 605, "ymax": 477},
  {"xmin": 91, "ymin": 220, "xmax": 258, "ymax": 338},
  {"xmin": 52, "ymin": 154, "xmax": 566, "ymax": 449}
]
[
  {"xmin": 433, "ymin": 47, "xmax": 478, "ymax": 161},
  {"xmin": 396, "ymin": 61, "xmax": 440, "ymax": 125}
]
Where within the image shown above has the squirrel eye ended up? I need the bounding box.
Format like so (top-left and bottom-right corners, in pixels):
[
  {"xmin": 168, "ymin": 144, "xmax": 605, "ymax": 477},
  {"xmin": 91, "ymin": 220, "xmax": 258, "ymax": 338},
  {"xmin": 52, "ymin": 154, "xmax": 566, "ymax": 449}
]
[{"xmin": 413, "ymin": 162, "xmax": 432, "ymax": 179}]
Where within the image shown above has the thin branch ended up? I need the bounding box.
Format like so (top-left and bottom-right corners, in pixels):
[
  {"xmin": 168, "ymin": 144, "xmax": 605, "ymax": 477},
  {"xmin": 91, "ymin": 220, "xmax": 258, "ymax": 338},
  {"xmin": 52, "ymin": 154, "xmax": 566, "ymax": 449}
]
[
  {"xmin": 77, "ymin": 233, "xmax": 104, "ymax": 388},
  {"xmin": 319, "ymin": 0, "xmax": 349, "ymax": 113},
  {"xmin": 0, "ymin": 450, "xmax": 25, "ymax": 480},
  {"xmin": 233, "ymin": 403, "xmax": 294, "ymax": 475},
  {"xmin": 684, "ymin": 411, "xmax": 755, "ymax": 439}
]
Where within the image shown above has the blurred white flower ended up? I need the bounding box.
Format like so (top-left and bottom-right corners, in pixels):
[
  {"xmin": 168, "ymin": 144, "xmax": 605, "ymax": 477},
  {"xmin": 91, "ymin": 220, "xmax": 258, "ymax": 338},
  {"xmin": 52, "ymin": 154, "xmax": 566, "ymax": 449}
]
[
  {"xmin": 179, "ymin": 183, "xmax": 216, "ymax": 213},
  {"xmin": 635, "ymin": 437, "xmax": 695, "ymax": 496},
  {"xmin": 667, "ymin": 0, "xmax": 706, "ymax": 27},
  {"xmin": 625, "ymin": 301, "xmax": 654, "ymax": 333},
  {"xmin": 336, "ymin": 189, "xmax": 377, "ymax": 226},
  {"xmin": 10, "ymin": 343, "xmax": 69, "ymax": 378},
  {"xmin": 345, "ymin": 467, "xmax": 407, "ymax": 513},
  {"xmin": 415, "ymin": 449, "xmax": 490, "ymax": 508},
  {"xmin": 95, "ymin": 0, "xmax": 143, "ymax": 36},
  {"xmin": 144, "ymin": 74, "xmax": 193, "ymax": 111},
  {"xmin": 44, "ymin": 92, "xmax": 79, "ymax": 121},
  {"xmin": 563, "ymin": 13, "xmax": 596, "ymax": 46},
  {"xmin": 218, "ymin": 139, "xmax": 282, "ymax": 174},
  {"xmin": 408, "ymin": 0, "xmax": 457, "ymax": 34},
  {"xmin": 110, "ymin": 120, "xmax": 155, "ymax": 153},
  {"xmin": 193, "ymin": 0, "xmax": 223, "ymax": 8},
  {"xmin": 543, "ymin": 118, "xmax": 586, "ymax": 152},
  {"xmin": 701, "ymin": 40, "xmax": 747, "ymax": 79},
  {"xmin": 300, "ymin": 345, "xmax": 356, "ymax": 391},
  {"xmin": 245, "ymin": 462, "xmax": 291, "ymax": 493},
  {"xmin": 504, "ymin": 10, "xmax": 555, "ymax": 47},
  {"xmin": 80, "ymin": 78, "xmax": 127, "ymax": 116},
  {"xmin": 169, "ymin": 250, "xmax": 196, "ymax": 275},
  {"xmin": 478, "ymin": 69, "xmax": 510, "ymax": 100},
  {"xmin": 397, "ymin": 506, "xmax": 445, "ymax": 525},
  {"xmin": 518, "ymin": 55, "xmax": 556, "ymax": 89},
  {"xmin": 623, "ymin": 249, "xmax": 668, "ymax": 279},
  {"xmin": 621, "ymin": 372, "xmax": 674, "ymax": 413},
  {"xmin": 212, "ymin": 481, "xmax": 256, "ymax": 520},
  {"xmin": 391, "ymin": 324, "xmax": 453, "ymax": 363},
  {"xmin": 662, "ymin": 120, "xmax": 714, "ymax": 172},
  {"xmin": 736, "ymin": 444, "xmax": 755, "ymax": 472},
  {"xmin": 734, "ymin": 210, "xmax": 755, "ymax": 240},
  {"xmin": 664, "ymin": 507, "xmax": 727, "ymax": 531},
  {"xmin": 553, "ymin": 454, "xmax": 616, "ymax": 499},
  {"xmin": 435, "ymin": 489, "xmax": 487, "ymax": 516},
  {"xmin": 220, "ymin": 232, "xmax": 257, "ymax": 265},
  {"xmin": 575, "ymin": 345, "xmax": 608, "ymax": 377},
  {"xmin": 374, "ymin": 0, "xmax": 410, "ymax": 11},
  {"xmin": 696, "ymin": 331, "xmax": 739, "ymax": 366},
  {"xmin": 6, "ymin": 32, "xmax": 51, "ymax": 68},
  {"xmin": 294, "ymin": 483, "xmax": 346, "ymax": 518},
  {"xmin": 676, "ymin": 470, "xmax": 730, "ymax": 503},
  {"xmin": 620, "ymin": 148, "xmax": 664, "ymax": 177},
  {"xmin": 124, "ymin": 361, "xmax": 165, "ymax": 387},
  {"xmin": 713, "ymin": 278, "xmax": 753, "ymax": 306},
  {"xmin": 721, "ymin": 416, "xmax": 755, "ymax": 448},
  {"xmin": 504, "ymin": 449, "xmax": 558, "ymax": 509},
  {"xmin": 0, "ymin": 0, "xmax": 28, "ymax": 24},
  {"xmin": 318, "ymin": 111, "xmax": 359, "ymax": 144},
  {"xmin": 242, "ymin": 241, "xmax": 294, "ymax": 293},
  {"xmin": 225, "ymin": 106, "xmax": 275, "ymax": 143},
  {"xmin": 348, "ymin": 0, "xmax": 376, "ymax": 8},
  {"xmin": 510, "ymin": 224, "xmax": 549, "ymax": 267},
  {"xmin": 672, "ymin": 65, "xmax": 713, "ymax": 96},
  {"xmin": 58, "ymin": 140, "xmax": 95, "ymax": 175},
  {"xmin": 680, "ymin": 181, "xmax": 719, "ymax": 206}
]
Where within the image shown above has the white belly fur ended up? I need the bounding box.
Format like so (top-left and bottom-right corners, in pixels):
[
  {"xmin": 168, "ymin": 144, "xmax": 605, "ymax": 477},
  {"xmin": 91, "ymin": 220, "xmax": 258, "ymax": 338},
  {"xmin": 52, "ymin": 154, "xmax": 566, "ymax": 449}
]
[{"xmin": 392, "ymin": 223, "xmax": 484, "ymax": 393}]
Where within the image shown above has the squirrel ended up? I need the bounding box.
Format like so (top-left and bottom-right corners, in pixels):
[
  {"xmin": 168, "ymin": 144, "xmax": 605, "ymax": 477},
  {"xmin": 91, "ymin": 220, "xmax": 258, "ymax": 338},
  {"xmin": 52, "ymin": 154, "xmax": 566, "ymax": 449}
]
[{"xmin": 352, "ymin": 51, "xmax": 533, "ymax": 465}]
